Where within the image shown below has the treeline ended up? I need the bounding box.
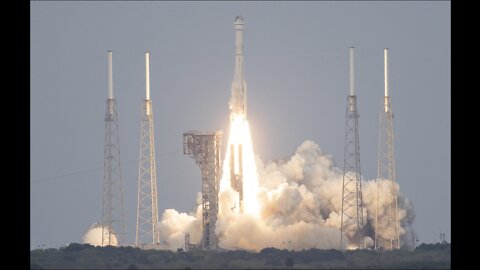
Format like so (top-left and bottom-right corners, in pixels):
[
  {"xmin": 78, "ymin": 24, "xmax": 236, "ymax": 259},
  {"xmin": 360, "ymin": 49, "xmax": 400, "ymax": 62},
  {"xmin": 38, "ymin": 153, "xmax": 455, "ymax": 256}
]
[{"xmin": 30, "ymin": 242, "xmax": 451, "ymax": 269}]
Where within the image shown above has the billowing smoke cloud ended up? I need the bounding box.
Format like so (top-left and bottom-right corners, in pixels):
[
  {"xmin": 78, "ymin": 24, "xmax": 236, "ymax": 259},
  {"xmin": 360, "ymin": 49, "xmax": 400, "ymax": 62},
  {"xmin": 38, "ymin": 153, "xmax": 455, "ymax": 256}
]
[
  {"xmin": 158, "ymin": 193, "xmax": 203, "ymax": 249},
  {"xmin": 82, "ymin": 223, "xmax": 118, "ymax": 247},
  {"xmin": 158, "ymin": 140, "xmax": 415, "ymax": 251}
]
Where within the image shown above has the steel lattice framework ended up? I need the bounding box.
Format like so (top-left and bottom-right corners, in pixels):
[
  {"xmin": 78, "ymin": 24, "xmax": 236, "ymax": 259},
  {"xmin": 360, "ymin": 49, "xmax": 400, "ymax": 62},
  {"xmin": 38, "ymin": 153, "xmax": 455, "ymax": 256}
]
[
  {"xmin": 136, "ymin": 52, "xmax": 160, "ymax": 246},
  {"xmin": 340, "ymin": 47, "xmax": 364, "ymax": 250},
  {"xmin": 375, "ymin": 48, "xmax": 400, "ymax": 250},
  {"xmin": 375, "ymin": 96, "xmax": 400, "ymax": 250},
  {"xmin": 340, "ymin": 95, "xmax": 365, "ymax": 250},
  {"xmin": 136, "ymin": 99, "xmax": 160, "ymax": 246},
  {"xmin": 102, "ymin": 51, "xmax": 126, "ymax": 246},
  {"xmin": 183, "ymin": 131, "xmax": 223, "ymax": 250},
  {"xmin": 102, "ymin": 98, "xmax": 126, "ymax": 246}
]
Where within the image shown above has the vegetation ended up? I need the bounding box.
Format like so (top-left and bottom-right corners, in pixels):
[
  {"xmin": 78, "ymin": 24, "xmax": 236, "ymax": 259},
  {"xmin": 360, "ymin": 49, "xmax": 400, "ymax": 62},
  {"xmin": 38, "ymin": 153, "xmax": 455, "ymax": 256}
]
[{"xmin": 30, "ymin": 242, "xmax": 451, "ymax": 269}]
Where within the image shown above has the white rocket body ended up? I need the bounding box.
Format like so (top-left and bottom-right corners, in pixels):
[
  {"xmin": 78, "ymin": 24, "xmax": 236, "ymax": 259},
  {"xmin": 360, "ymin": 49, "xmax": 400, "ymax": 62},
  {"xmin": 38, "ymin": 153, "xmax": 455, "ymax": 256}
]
[
  {"xmin": 229, "ymin": 16, "xmax": 247, "ymax": 120},
  {"xmin": 228, "ymin": 16, "xmax": 247, "ymax": 212}
]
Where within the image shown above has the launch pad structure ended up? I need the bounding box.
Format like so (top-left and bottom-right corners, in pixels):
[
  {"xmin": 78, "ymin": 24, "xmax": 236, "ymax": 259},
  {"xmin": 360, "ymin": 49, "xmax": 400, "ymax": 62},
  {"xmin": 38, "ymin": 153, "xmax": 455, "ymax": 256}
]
[
  {"xmin": 183, "ymin": 131, "xmax": 223, "ymax": 250},
  {"xmin": 375, "ymin": 48, "xmax": 400, "ymax": 250},
  {"xmin": 136, "ymin": 51, "xmax": 160, "ymax": 247},
  {"xmin": 102, "ymin": 51, "xmax": 126, "ymax": 246},
  {"xmin": 94, "ymin": 17, "xmax": 404, "ymax": 252},
  {"xmin": 340, "ymin": 47, "xmax": 365, "ymax": 250}
]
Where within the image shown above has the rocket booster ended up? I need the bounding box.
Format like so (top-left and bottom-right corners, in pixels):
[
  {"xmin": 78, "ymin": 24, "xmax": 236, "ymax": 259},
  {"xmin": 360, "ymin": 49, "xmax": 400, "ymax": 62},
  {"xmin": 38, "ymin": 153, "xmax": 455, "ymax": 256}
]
[
  {"xmin": 229, "ymin": 16, "xmax": 247, "ymax": 119},
  {"xmin": 228, "ymin": 16, "xmax": 247, "ymax": 212}
]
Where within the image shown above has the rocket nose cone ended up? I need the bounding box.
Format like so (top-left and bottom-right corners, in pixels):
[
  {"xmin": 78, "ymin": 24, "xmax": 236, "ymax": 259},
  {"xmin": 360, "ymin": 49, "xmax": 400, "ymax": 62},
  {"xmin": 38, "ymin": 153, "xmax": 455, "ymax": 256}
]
[{"xmin": 234, "ymin": 16, "xmax": 244, "ymax": 25}]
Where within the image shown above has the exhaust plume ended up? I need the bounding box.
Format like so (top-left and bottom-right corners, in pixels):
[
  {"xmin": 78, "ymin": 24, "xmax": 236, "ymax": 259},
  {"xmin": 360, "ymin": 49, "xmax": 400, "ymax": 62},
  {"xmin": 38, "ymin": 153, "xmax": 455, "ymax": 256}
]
[{"xmin": 158, "ymin": 140, "xmax": 416, "ymax": 251}]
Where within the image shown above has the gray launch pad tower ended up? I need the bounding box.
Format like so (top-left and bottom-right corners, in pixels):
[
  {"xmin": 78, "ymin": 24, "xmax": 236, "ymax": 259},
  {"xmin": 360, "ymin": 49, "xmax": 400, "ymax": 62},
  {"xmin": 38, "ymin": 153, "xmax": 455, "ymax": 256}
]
[
  {"xmin": 375, "ymin": 48, "xmax": 400, "ymax": 250},
  {"xmin": 183, "ymin": 131, "xmax": 223, "ymax": 250},
  {"xmin": 136, "ymin": 52, "xmax": 160, "ymax": 247},
  {"xmin": 102, "ymin": 51, "xmax": 126, "ymax": 246},
  {"xmin": 340, "ymin": 47, "xmax": 365, "ymax": 250}
]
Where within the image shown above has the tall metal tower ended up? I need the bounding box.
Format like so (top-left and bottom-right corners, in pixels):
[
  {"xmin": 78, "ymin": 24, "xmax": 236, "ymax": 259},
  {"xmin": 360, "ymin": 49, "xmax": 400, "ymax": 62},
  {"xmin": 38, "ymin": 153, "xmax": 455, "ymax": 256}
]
[
  {"xmin": 375, "ymin": 48, "xmax": 400, "ymax": 250},
  {"xmin": 136, "ymin": 51, "xmax": 160, "ymax": 246},
  {"xmin": 183, "ymin": 131, "xmax": 223, "ymax": 250},
  {"xmin": 340, "ymin": 47, "xmax": 364, "ymax": 250},
  {"xmin": 102, "ymin": 51, "xmax": 126, "ymax": 246}
]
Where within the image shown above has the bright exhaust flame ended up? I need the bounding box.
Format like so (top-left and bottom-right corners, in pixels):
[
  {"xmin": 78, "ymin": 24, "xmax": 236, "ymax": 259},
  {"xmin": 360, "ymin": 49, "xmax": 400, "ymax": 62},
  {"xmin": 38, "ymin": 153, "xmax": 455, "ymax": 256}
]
[{"xmin": 220, "ymin": 113, "xmax": 260, "ymax": 215}]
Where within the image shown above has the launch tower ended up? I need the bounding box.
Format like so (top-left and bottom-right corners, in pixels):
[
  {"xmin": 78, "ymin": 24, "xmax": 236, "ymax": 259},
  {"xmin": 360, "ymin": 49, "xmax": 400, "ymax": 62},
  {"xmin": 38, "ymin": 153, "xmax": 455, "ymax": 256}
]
[
  {"xmin": 183, "ymin": 131, "xmax": 223, "ymax": 250},
  {"xmin": 375, "ymin": 48, "xmax": 400, "ymax": 250},
  {"xmin": 340, "ymin": 47, "xmax": 365, "ymax": 250},
  {"xmin": 102, "ymin": 51, "xmax": 126, "ymax": 246},
  {"xmin": 136, "ymin": 51, "xmax": 160, "ymax": 246}
]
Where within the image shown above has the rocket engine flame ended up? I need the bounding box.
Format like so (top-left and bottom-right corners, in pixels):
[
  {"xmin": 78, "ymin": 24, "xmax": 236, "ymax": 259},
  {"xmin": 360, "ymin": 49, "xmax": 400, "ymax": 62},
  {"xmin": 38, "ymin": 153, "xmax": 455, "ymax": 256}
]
[{"xmin": 220, "ymin": 114, "xmax": 260, "ymax": 215}]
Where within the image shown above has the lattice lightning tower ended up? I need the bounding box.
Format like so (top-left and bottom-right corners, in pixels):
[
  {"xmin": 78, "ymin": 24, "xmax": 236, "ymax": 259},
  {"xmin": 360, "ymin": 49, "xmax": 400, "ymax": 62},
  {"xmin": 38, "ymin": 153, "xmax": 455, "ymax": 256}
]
[
  {"xmin": 102, "ymin": 51, "xmax": 126, "ymax": 246},
  {"xmin": 136, "ymin": 51, "xmax": 160, "ymax": 246},
  {"xmin": 375, "ymin": 48, "xmax": 400, "ymax": 250},
  {"xmin": 340, "ymin": 47, "xmax": 365, "ymax": 250},
  {"xmin": 183, "ymin": 131, "xmax": 223, "ymax": 250}
]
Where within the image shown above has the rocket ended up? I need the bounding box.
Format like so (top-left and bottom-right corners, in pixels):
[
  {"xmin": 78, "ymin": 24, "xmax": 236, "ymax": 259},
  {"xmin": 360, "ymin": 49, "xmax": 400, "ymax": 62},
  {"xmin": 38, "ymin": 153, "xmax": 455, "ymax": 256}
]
[
  {"xmin": 228, "ymin": 16, "xmax": 246, "ymax": 212},
  {"xmin": 229, "ymin": 16, "xmax": 247, "ymax": 119}
]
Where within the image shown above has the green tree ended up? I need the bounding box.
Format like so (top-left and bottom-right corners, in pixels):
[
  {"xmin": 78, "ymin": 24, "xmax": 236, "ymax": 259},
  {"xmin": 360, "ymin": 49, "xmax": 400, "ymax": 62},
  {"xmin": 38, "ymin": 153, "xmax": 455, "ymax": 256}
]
[{"xmin": 285, "ymin": 257, "xmax": 294, "ymax": 267}]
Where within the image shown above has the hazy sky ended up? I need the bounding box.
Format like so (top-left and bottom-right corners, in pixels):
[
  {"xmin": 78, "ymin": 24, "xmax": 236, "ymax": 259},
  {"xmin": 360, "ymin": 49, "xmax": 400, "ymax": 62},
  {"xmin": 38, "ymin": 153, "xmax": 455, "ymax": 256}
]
[{"xmin": 30, "ymin": 1, "xmax": 450, "ymax": 248}]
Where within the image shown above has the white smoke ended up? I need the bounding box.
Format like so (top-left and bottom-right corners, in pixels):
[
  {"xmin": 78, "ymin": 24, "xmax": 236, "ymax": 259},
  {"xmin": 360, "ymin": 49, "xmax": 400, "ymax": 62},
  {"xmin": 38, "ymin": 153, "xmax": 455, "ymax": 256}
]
[
  {"xmin": 158, "ymin": 193, "xmax": 203, "ymax": 249},
  {"xmin": 158, "ymin": 140, "xmax": 415, "ymax": 251},
  {"xmin": 82, "ymin": 223, "xmax": 118, "ymax": 247}
]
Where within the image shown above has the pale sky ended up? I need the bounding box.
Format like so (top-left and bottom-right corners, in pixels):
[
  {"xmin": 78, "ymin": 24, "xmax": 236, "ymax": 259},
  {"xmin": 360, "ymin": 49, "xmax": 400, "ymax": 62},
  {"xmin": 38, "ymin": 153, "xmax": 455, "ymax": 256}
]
[{"xmin": 30, "ymin": 1, "xmax": 450, "ymax": 248}]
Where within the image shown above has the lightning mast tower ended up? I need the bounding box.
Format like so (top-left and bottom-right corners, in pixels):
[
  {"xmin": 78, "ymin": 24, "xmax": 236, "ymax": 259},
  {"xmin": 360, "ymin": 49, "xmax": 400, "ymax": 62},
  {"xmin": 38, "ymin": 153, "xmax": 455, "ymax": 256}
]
[
  {"xmin": 136, "ymin": 51, "xmax": 160, "ymax": 246},
  {"xmin": 375, "ymin": 48, "xmax": 400, "ymax": 250},
  {"xmin": 183, "ymin": 131, "xmax": 223, "ymax": 250},
  {"xmin": 340, "ymin": 47, "xmax": 364, "ymax": 250},
  {"xmin": 102, "ymin": 51, "xmax": 126, "ymax": 246}
]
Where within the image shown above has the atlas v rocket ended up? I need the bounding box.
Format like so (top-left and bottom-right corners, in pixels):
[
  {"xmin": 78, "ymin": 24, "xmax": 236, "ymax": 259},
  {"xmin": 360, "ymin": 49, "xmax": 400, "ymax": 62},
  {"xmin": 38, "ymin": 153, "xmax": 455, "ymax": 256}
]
[
  {"xmin": 229, "ymin": 16, "xmax": 246, "ymax": 212},
  {"xmin": 229, "ymin": 16, "xmax": 247, "ymax": 119}
]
